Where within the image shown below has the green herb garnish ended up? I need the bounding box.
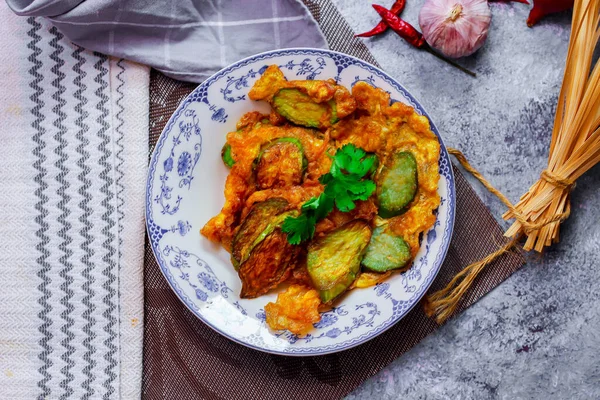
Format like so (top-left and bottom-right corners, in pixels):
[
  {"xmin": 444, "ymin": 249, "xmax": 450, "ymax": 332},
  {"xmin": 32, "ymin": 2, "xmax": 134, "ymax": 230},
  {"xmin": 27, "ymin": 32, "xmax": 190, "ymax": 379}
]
[{"xmin": 282, "ymin": 144, "xmax": 377, "ymax": 245}]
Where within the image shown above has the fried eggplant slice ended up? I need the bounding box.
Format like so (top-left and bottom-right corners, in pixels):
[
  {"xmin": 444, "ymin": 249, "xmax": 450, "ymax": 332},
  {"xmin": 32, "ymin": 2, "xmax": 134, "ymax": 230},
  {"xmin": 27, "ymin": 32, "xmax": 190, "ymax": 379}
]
[
  {"xmin": 231, "ymin": 198, "xmax": 289, "ymax": 267},
  {"xmin": 271, "ymin": 83, "xmax": 356, "ymax": 129},
  {"xmin": 272, "ymin": 88, "xmax": 338, "ymax": 129},
  {"xmin": 221, "ymin": 143, "xmax": 235, "ymax": 167},
  {"xmin": 377, "ymin": 151, "xmax": 418, "ymax": 218},
  {"xmin": 250, "ymin": 65, "xmax": 355, "ymax": 128},
  {"xmin": 244, "ymin": 209, "xmax": 298, "ymax": 257},
  {"xmin": 239, "ymin": 229, "xmax": 300, "ymax": 298},
  {"xmin": 361, "ymin": 226, "xmax": 412, "ymax": 272},
  {"xmin": 307, "ymin": 220, "xmax": 372, "ymax": 303},
  {"xmin": 253, "ymin": 137, "xmax": 307, "ymax": 189}
]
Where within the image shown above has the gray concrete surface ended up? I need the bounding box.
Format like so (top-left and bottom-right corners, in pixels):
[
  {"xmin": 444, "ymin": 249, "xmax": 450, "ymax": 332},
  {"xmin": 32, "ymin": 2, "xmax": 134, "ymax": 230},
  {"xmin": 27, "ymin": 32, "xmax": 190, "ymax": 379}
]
[{"xmin": 332, "ymin": 1, "xmax": 600, "ymax": 399}]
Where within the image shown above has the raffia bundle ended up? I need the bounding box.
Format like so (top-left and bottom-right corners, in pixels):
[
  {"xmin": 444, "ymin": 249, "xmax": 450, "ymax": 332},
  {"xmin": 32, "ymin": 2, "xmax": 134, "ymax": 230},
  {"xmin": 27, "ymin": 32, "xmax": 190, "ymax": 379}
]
[
  {"xmin": 425, "ymin": 0, "xmax": 600, "ymax": 323},
  {"xmin": 504, "ymin": 0, "xmax": 600, "ymax": 251}
]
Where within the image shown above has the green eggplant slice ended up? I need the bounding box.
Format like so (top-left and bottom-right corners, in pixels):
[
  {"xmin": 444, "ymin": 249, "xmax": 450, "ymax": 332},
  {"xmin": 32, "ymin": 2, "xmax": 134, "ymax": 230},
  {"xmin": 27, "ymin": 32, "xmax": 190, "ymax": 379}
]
[
  {"xmin": 231, "ymin": 198, "xmax": 289, "ymax": 267},
  {"xmin": 272, "ymin": 88, "xmax": 338, "ymax": 129},
  {"xmin": 221, "ymin": 143, "xmax": 235, "ymax": 167},
  {"xmin": 307, "ymin": 220, "xmax": 372, "ymax": 303},
  {"xmin": 361, "ymin": 226, "xmax": 411, "ymax": 272},
  {"xmin": 239, "ymin": 228, "xmax": 300, "ymax": 298},
  {"xmin": 377, "ymin": 151, "xmax": 418, "ymax": 218}
]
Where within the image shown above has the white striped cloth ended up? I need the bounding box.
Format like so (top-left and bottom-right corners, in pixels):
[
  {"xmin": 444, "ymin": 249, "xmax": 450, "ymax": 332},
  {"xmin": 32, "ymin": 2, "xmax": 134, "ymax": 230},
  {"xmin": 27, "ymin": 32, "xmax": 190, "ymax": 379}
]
[{"xmin": 0, "ymin": 2, "xmax": 149, "ymax": 398}]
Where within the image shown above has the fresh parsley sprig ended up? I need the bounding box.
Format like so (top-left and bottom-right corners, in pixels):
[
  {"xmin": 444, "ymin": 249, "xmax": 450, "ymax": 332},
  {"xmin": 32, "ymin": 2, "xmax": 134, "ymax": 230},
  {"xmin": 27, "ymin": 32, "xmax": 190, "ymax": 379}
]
[{"xmin": 282, "ymin": 144, "xmax": 377, "ymax": 245}]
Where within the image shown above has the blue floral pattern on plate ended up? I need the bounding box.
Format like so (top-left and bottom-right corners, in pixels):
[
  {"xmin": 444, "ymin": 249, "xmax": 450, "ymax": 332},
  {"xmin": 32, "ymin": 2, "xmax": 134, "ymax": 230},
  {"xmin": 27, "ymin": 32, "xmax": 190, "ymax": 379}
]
[
  {"xmin": 146, "ymin": 49, "xmax": 455, "ymax": 356},
  {"xmin": 153, "ymin": 108, "xmax": 202, "ymax": 215}
]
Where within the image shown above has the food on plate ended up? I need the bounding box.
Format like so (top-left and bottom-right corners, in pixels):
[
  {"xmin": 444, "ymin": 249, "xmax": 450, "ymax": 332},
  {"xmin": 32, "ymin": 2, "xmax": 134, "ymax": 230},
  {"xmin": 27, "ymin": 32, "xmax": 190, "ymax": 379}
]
[
  {"xmin": 249, "ymin": 65, "xmax": 356, "ymax": 129},
  {"xmin": 361, "ymin": 225, "xmax": 412, "ymax": 272},
  {"xmin": 376, "ymin": 151, "xmax": 418, "ymax": 218},
  {"xmin": 253, "ymin": 138, "xmax": 307, "ymax": 189},
  {"xmin": 239, "ymin": 228, "xmax": 300, "ymax": 298},
  {"xmin": 231, "ymin": 198, "xmax": 294, "ymax": 268},
  {"xmin": 272, "ymin": 89, "xmax": 338, "ymax": 128},
  {"xmin": 352, "ymin": 270, "xmax": 392, "ymax": 288},
  {"xmin": 307, "ymin": 220, "xmax": 372, "ymax": 303},
  {"xmin": 264, "ymin": 285, "xmax": 321, "ymax": 335},
  {"xmin": 221, "ymin": 143, "xmax": 235, "ymax": 167},
  {"xmin": 201, "ymin": 65, "xmax": 441, "ymax": 335},
  {"xmin": 281, "ymin": 143, "xmax": 378, "ymax": 245}
]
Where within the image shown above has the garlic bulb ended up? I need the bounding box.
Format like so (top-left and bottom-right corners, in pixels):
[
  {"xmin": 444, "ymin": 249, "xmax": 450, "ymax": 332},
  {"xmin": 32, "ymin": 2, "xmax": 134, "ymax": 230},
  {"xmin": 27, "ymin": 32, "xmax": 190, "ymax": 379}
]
[{"xmin": 419, "ymin": 0, "xmax": 492, "ymax": 58}]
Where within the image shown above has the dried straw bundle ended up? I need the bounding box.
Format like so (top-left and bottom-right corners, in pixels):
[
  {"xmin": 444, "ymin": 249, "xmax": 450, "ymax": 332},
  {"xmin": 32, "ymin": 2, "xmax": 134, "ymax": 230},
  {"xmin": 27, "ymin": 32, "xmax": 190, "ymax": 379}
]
[
  {"xmin": 425, "ymin": 0, "xmax": 600, "ymax": 323},
  {"xmin": 504, "ymin": 0, "xmax": 600, "ymax": 251}
]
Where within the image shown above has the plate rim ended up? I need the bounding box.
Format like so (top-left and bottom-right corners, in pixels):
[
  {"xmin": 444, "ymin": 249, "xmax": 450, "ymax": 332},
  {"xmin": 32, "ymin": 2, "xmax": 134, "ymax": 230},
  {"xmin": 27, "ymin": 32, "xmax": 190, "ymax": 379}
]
[{"xmin": 145, "ymin": 47, "xmax": 456, "ymax": 356}]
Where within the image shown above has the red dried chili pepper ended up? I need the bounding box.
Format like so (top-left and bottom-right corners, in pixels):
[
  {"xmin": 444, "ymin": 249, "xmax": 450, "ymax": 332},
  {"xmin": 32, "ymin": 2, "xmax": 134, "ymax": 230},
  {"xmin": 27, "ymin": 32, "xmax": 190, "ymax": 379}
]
[
  {"xmin": 372, "ymin": 4, "xmax": 425, "ymax": 47},
  {"xmin": 527, "ymin": 0, "xmax": 574, "ymax": 27},
  {"xmin": 355, "ymin": 0, "xmax": 406, "ymax": 38},
  {"xmin": 372, "ymin": 4, "xmax": 476, "ymax": 77}
]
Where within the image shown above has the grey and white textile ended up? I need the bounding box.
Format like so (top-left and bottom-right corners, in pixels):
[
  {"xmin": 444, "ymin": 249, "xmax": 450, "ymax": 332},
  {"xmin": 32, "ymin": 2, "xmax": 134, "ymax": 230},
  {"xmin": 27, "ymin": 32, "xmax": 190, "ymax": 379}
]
[
  {"xmin": 0, "ymin": 0, "xmax": 328, "ymax": 398},
  {"xmin": 0, "ymin": 3, "xmax": 149, "ymax": 398},
  {"xmin": 6, "ymin": 0, "xmax": 328, "ymax": 83}
]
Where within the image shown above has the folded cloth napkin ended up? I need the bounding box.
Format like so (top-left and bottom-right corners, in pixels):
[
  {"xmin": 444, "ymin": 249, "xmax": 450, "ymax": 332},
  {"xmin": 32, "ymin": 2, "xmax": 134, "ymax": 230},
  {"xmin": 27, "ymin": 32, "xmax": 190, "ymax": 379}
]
[
  {"xmin": 6, "ymin": 0, "xmax": 328, "ymax": 83},
  {"xmin": 0, "ymin": 2, "xmax": 149, "ymax": 398}
]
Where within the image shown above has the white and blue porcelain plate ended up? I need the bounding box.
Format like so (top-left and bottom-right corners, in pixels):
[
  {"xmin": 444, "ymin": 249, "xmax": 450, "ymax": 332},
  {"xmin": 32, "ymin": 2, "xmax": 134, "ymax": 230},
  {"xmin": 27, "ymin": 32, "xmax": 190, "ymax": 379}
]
[{"xmin": 146, "ymin": 48, "xmax": 455, "ymax": 355}]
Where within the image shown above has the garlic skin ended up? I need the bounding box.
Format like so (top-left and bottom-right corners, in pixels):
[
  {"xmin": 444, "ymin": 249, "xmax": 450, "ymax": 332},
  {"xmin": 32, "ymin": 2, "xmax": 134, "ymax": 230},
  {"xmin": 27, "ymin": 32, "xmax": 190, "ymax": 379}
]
[{"xmin": 419, "ymin": 0, "xmax": 491, "ymax": 58}]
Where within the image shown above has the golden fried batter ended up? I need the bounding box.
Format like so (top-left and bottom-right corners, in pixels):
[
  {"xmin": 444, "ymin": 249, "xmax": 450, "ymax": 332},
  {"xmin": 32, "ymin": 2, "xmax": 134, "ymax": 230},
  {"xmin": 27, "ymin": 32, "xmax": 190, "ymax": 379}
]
[
  {"xmin": 265, "ymin": 285, "xmax": 321, "ymax": 335},
  {"xmin": 255, "ymin": 140, "xmax": 305, "ymax": 190},
  {"xmin": 352, "ymin": 271, "xmax": 392, "ymax": 289}
]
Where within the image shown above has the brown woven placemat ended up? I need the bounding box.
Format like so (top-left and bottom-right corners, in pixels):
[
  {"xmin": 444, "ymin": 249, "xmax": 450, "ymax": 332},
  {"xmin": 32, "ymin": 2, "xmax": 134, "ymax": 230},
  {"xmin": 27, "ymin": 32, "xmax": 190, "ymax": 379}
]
[{"xmin": 142, "ymin": 1, "xmax": 525, "ymax": 399}]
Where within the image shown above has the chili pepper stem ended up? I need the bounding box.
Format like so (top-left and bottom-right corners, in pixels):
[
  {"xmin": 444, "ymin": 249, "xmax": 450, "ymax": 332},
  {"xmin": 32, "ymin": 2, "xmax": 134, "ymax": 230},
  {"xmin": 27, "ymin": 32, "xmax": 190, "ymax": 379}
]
[{"xmin": 422, "ymin": 43, "xmax": 477, "ymax": 77}]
